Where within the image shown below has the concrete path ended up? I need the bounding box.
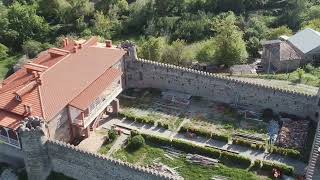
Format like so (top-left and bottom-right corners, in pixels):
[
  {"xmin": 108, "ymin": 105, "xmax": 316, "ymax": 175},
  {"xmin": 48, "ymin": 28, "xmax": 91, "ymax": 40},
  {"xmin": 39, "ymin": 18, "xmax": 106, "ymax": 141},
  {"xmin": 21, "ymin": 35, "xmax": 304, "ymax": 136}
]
[
  {"xmin": 77, "ymin": 131, "xmax": 106, "ymax": 152},
  {"xmin": 101, "ymin": 117, "xmax": 307, "ymax": 175},
  {"xmin": 106, "ymin": 134, "xmax": 128, "ymax": 157}
]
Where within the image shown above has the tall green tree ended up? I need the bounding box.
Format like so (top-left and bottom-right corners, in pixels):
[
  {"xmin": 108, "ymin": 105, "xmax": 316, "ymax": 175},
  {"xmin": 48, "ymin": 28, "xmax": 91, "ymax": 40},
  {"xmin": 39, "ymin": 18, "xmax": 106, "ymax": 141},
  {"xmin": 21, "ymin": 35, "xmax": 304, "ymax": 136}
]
[
  {"xmin": 161, "ymin": 39, "xmax": 186, "ymax": 65},
  {"xmin": 138, "ymin": 37, "xmax": 165, "ymax": 62},
  {"xmin": 92, "ymin": 11, "xmax": 112, "ymax": 38},
  {"xmin": 212, "ymin": 12, "xmax": 248, "ymax": 67},
  {"xmin": 7, "ymin": 3, "xmax": 50, "ymax": 50}
]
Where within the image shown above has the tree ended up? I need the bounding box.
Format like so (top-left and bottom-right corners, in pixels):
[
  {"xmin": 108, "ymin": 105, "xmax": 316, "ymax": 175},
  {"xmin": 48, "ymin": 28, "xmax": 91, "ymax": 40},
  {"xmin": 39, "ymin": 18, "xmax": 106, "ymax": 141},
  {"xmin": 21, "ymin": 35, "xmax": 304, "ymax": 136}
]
[
  {"xmin": 138, "ymin": 37, "xmax": 165, "ymax": 61},
  {"xmin": 22, "ymin": 40, "xmax": 50, "ymax": 58},
  {"xmin": 38, "ymin": 0, "xmax": 71, "ymax": 22},
  {"xmin": 244, "ymin": 17, "xmax": 269, "ymax": 57},
  {"xmin": 127, "ymin": 135, "xmax": 145, "ymax": 151},
  {"xmin": 0, "ymin": 43, "xmax": 9, "ymax": 60},
  {"xmin": 92, "ymin": 11, "xmax": 112, "ymax": 38},
  {"xmin": 195, "ymin": 39, "xmax": 215, "ymax": 64},
  {"xmin": 7, "ymin": 3, "xmax": 50, "ymax": 50},
  {"xmin": 161, "ymin": 39, "xmax": 186, "ymax": 65},
  {"xmin": 267, "ymin": 26, "xmax": 293, "ymax": 40},
  {"xmin": 302, "ymin": 18, "xmax": 320, "ymax": 31},
  {"xmin": 212, "ymin": 12, "xmax": 248, "ymax": 67}
]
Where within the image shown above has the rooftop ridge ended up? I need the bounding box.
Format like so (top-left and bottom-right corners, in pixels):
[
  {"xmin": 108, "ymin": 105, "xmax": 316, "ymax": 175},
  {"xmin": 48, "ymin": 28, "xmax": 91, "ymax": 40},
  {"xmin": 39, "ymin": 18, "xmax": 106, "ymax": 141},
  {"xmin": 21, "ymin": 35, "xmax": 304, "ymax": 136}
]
[
  {"xmin": 137, "ymin": 58, "xmax": 317, "ymax": 97},
  {"xmin": 46, "ymin": 139, "xmax": 181, "ymax": 180}
]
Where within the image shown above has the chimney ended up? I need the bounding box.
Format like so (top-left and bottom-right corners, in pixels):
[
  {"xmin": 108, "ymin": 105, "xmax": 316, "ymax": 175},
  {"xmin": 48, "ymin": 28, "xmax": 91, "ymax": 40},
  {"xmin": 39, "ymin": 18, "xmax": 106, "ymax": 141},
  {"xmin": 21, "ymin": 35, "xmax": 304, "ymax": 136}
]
[
  {"xmin": 65, "ymin": 38, "xmax": 69, "ymax": 46},
  {"xmin": 63, "ymin": 39, "xmax": 67, "ymax": 48},
  {"xmin": 73, "ymin": 46, "xmax": 78, "ymax": 53},
  {"xmin": 24, "ymin": 104, "xmax": 32, "ymax": 115},
  {"xmin": 106, "ymin": 40, "xmax": 112, "ymax": 48},
  {"xmin": 79, "ymin": 43, "xmax": 83, "ymax": 49}
]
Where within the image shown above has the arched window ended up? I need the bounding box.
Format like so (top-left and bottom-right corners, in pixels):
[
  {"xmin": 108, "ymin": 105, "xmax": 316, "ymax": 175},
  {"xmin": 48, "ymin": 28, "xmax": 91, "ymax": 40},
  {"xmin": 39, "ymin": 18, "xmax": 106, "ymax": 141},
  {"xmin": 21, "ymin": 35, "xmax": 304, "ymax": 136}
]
[
  {"xmin": 0, "ymin": 127, "xmax": 7, "ymax": 137},
  {"xmin": 7, "ymin": 129, "xmax": 18, "ymax": 140}
]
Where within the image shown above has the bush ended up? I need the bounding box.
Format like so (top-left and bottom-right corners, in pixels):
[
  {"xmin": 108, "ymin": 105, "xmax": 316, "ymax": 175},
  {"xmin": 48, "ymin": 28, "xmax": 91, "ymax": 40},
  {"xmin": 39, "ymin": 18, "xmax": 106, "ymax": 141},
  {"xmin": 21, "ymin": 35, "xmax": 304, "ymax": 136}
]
[
  {"xmin": 232, "ymin": 138, "xmax": 266, "ymax": 151},
  {"xmin": 108, "ymin": 128, "xmax": 117, "ymax": 141},
  {"xmin": 172, "ymin": 139, "xmax": 221, "ymax": 159},
  {"xmin": 135, "ymin": 116, "xmax": 155, "ymax": 125},
  {"xmin": 260, "ymin": 160, "xmax": 294, "ymax": 175},
  {"xmin": 22, "ymin": 40, "xmax": 43, "ymax": 58},
  {"xmin": 220, "ymin": 152, "xmax": 252, "ymax": 167},
  {"xmin": 212, "ymin": 133, "xmax": 229, "ymax": 142},
  {"xmin": 157, "ymin": 122, "xmax": 169, "ymax": 129},
  {"xmin": 141, "ymin": 133, "xmax": 172, "ymax": 147},
  {"xmin": 127, "ymin": 135, "xmax": 145, "ymax": 151},
  {"xmin": 0, "ymin": 43, "xmax": 9, "ymax": 60},
  {"xmin": 268, "ymin": 146, "xmax": 301, "ymax": 159},
  {"xmin": 179, "ymin": 126, "xmax": 229, "ymax": 142}
]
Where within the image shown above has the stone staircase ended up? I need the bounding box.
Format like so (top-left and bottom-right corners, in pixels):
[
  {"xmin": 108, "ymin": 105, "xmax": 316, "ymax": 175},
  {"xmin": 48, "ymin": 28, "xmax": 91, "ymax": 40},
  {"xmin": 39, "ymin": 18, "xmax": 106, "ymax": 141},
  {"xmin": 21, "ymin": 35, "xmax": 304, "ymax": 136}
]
[{"xmin": 305, "ymin": 120, "xmax": 320, "ymax": 180}]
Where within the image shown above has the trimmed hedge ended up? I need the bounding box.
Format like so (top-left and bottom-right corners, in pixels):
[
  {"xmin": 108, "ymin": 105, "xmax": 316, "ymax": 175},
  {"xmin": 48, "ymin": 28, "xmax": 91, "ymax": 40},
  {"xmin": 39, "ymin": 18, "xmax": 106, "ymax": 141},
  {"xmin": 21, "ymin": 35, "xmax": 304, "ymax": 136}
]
[
  {"xmin": 134, "ymin": 131, "xmax": 251, "ymax": 167},
  {"xmin": 171, "ymin": 139, "xmax": 221, "ymax": 159},
  {"xmin": 179, "ymin": 126, "xmax": 229, "ymax": 142},
  {"xmin": 220, "ymin": 151, "xmax": 252, "ymax": 167},
  {"xmin": 157, "ymin": 122, "xmax": 169, "ymax": 129},
  {"xmin": 135, "ymin": 116, "xmax": 155, "ymax": 125},
  {"xmin": 268, "ymin": 146, "xmax": 301, "ymax": 159},
  {"xmin": 232, "ymin": 138, "xmax": 266, "ymax": 151},
  {"xmin": 119, "ymin": 111, "xmax": 155, "ymax": 125},
  {"xmin": 255, "ymin": 160, "xmax": 294, "ymax": 175}
]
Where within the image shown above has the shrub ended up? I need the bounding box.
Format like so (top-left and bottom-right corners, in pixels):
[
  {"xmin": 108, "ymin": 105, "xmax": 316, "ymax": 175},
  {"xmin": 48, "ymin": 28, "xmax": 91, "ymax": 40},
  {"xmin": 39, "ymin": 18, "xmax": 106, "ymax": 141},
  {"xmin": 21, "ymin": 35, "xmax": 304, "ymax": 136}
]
[
  {"xmin": 141, "ymin": 133, "xmax": 172, "ymax": 147},
  {"xmin": 220, "ymin": 152, "xmax": 252, "ymax": 167},
  {"xmin": 172, "ymin": 139, "xmax": 221, "ymax": 159},
  {"xmin": 268, "ymin": 146, "xmax": 301, "ymax": 159},
  {"xmin": 252, "ymin": 159, "xmax": 262, "ymax": 169},
  {"xmin": 108, "ymin": 128, "xmax": 117, "ymax": 141},
  {"xmin": 0, "ymin": 43, "xmax": 8, "ymax": 60},
  {"xmin": 157, "ymin": 122, "xmax": 169, "ymax": 129},
  {"xmin": 178, "ymin": 126, "xmax": 229, "ymax": 142},
  {"xmin": 135, "ymin": 116, "xmax": 155, "ymax": 125},
  {"xmin": 232, "ymin": 138, "xmax": 266, "ymax": 151},
  {"xmin": 127, "ymin": 135, "xmax": 145, "ymax": 151},
  {"xmin": 212, "ymin": 133, "xmax": 229, "ymax": 142},
  {"xmin": 260, "ymin": 160, "xmax": 294, "ymax": 175}
]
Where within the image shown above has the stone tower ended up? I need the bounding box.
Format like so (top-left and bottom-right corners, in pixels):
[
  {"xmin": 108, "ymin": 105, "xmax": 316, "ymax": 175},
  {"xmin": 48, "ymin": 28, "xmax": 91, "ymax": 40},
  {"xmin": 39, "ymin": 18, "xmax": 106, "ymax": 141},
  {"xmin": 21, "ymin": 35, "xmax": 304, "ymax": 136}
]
[
  {"xmin": 120, "ymin": 40, "xmax": 137, "ymax": 61},
  {"xmin": 19, "ymin": 116, "xmax": 51, "ymax": 180}
]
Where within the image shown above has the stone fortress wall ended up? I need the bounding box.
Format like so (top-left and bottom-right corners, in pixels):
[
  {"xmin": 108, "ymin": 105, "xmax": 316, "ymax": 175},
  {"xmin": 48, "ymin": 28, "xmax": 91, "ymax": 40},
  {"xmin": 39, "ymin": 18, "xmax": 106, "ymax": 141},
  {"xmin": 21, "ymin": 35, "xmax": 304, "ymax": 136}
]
[
  {"xmin": 17, "ymin": 117, "xmax": 178, "ymax": 180},
  {"xmin": 125, "ymin": 58, "xmax": 319, "ymax": 120}
]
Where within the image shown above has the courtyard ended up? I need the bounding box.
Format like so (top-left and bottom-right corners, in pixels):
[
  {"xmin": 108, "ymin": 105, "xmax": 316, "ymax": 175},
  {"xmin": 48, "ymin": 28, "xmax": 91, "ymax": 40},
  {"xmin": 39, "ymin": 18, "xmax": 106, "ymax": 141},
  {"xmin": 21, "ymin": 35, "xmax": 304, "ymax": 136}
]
[{"xmin": 76, "ymin": 88, "xmax": 313, "ymax": 180}]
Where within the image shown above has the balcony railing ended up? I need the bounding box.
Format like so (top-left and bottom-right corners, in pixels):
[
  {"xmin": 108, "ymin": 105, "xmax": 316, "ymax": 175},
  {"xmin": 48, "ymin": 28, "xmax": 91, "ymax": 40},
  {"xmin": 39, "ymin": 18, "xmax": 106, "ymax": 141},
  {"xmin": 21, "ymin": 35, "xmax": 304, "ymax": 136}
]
[
  {"xmin": 0, "ymin": 134, "xmax": 21, "ymax": 149},
  {"xmin": 80, "ymin": 86, "xmax": 122, "ymax": 127}
]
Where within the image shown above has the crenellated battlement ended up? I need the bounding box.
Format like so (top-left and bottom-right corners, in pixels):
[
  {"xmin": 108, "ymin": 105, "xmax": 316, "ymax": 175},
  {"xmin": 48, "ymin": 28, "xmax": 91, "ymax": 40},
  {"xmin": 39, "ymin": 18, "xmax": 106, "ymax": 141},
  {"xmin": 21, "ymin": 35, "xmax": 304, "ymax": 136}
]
[
  {"xmin": 46, "ymin": 139, "xmax": 182, "ymax": 180},
  {"xmin": 136, "ymin": 58, "xmax": 317, "ymax": 97},
  {"xmin": 20, "ymin": 116, "xmax": 46, "ymax": 133}
]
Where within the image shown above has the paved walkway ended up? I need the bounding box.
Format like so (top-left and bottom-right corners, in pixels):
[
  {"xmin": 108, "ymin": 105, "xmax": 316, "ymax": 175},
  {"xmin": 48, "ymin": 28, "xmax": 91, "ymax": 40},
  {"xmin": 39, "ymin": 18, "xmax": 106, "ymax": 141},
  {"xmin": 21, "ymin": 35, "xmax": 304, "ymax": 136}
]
[
  {"xmin": 101, "ymin": 117, "xmax": 307, "ymax": 175},
  {"xmin": 77, "ymin": 131, "xmax": 106, "ymax": 152}
]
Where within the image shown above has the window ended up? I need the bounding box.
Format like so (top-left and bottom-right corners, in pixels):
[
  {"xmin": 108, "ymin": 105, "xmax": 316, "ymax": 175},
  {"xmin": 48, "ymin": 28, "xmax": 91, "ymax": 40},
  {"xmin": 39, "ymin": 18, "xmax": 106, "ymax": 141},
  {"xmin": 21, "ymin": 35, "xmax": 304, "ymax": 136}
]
[
  {"xmin": 139, "ymin": 72, "xmax": 143, "ymax": 80},
  {"xmin": 128, "ymin": 74, "xmax": 132, "ymax": 80},
  {"xmin": 15, "ymin": 95, "xmax": 21, "ymax": 102}
]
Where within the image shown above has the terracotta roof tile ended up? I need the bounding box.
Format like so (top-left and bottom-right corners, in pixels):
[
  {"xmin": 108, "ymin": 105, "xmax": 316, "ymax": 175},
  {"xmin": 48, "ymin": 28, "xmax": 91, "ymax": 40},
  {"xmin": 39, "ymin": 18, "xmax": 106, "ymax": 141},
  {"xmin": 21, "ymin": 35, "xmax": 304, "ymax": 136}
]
[
  {"xmin": 0, "ymin": 111, "xmax": 23, "ymax": 130},
  {"xmin": 0, "ymin": 37, "xmax": 126, "ymax": 128},
  {"xmin": 69, "ymin": 68, "xmax": 122, "ymax": 110}
]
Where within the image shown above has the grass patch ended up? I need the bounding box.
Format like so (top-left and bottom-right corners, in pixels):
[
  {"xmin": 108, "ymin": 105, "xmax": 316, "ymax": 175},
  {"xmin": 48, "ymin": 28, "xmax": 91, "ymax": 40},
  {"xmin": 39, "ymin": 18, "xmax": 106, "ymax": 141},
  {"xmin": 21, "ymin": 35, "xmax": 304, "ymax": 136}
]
[{"xmin": 113, "ymin": 143, "xmax": 268, "ymax": 180}]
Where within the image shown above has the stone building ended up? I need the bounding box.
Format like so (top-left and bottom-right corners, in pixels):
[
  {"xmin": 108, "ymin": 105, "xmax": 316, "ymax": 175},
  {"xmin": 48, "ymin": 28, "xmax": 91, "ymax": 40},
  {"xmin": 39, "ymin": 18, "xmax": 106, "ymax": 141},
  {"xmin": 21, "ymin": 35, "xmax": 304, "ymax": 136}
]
[
  {"xmin": 262, "ymin": 28, "xmax": 320, "ymax": 72},
  {"xmin": 0, "ymin": 37, "xmax": 126, "ymax": 147}
]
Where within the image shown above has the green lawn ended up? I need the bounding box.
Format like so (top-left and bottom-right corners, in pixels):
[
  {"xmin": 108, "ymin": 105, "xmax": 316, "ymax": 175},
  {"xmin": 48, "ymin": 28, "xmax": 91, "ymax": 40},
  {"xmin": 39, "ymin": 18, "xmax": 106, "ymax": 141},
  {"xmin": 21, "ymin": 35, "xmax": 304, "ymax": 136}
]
[
  {"xmin": 113, "ymin": 143, "xmax": 269, "ymax": 180},
  {"xmin": 0, "ymin": 55, "xmax": 21, "ymax": 81}
]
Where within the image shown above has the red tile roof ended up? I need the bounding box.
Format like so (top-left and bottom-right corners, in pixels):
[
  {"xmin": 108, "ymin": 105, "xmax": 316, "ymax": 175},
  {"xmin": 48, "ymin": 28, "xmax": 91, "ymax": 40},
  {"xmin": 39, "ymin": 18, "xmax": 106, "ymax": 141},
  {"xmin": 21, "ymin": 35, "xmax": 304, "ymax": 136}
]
[
  {"xmin": 0, "ymin": 111, "xmax": 22, "ymax": 130},
  {"xmin": 0, "ymin": 37, "xmax": 126, "ymax": 129},
  {"xmin": 70, "ymin": 68, "xmax": 122, "ymax": 110}
]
